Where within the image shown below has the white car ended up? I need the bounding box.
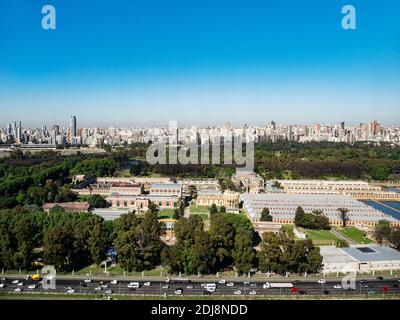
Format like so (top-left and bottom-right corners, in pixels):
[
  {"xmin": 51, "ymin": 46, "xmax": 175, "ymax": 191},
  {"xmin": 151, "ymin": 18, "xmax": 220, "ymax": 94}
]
[
  {"xmin": 14, "ymin": 288, "xmax": 22, "ymax": 292},
  {"xmin": 174, "ymin": 289, "xmax": 183, "ymax": 295},
  {"xmin": 218, "ymin": 279, "xmax": 226, "ymax": 284},
  {"xmin": 0, "ymin": 283, "xmax": 5, "ymax": 288},
  {"xmin": 28, "ymin": 284, "xmax": 37, "ymax": 289},
  {"xmin": 333, "ymin": 285, "xmax": 342, "ymax": 289},
  {"xmin": 186, "ymin": 285, "xmax": 194, "ymax": 289},
  {"xmin": 127, "ymin": 282, "xmax": 140, "ymax": 289},
  {"xmin": 95, "ymin": 286, "xmax": 102, "ymax": 291},
  {"xmin": 17, "ymin": 282, "xmax": 24, "ymax": 286},
  {"xmin": 143, "ymin": 282, "xmax": 151, "ymax": 287},
  {"xmin": 227, "ymin": 282, "xmax": 234, "ymax": 287},
  {"xmin": 105, "ymin": 290, "xmax": 112, "ymax": 294},
  {"xmin": 318, "ymin": 279, "xmax": 326, "ymax": 284},
  {"xmin": 263, "ymin": 284, "xmax": 269, "ymax": 289},
  {"xmin": 110, "ymin": 280, "xmax": 118, "ymax": 285},
  {"xmin": 162, "ymin": 284, "xmax": 169, "ymax": 289},
  {"xmin": 67, "ymin": 289, "xmax": 75, "ymax": 294},
  {"xmin": 12, "ymin": 280, "xmax": 19, "ymax": 284},
  {"xmin": 234, "ymin": 290, "xmax": 242, "ymax": 295},
  {"xmin": 249, "ymin": 290, "xmax": 257, "ymax": 295},
  {"xmin": 84, "ymin": 279, "xmax": 92, "ymax": 283},
  {"xmin": 101, "ymin": 284, "xmax": 109, "ymax": 289}
]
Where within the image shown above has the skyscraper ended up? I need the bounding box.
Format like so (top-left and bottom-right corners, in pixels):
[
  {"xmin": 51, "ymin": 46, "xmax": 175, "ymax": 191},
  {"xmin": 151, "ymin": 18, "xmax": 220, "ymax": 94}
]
[{"xmin": 70, "ymin": 115, "xmax": 77, "ymax": 143}]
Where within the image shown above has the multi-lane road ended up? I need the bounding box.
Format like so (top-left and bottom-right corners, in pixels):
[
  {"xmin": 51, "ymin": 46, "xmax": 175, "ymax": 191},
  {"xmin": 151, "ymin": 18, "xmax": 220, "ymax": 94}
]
[{"xmin": 1, "ymin": 276, "xmax": 400, "ymax": 298}]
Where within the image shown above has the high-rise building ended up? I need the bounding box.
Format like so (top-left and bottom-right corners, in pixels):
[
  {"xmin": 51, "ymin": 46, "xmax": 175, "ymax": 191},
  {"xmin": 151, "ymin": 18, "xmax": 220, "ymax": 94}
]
[
  {"xmin": 70, "ymin": 115, "xmax": 77, "ymax": 143},
  {"xmin": 16, "ymin": 121, "xmax": 22, "ymax": 143}
]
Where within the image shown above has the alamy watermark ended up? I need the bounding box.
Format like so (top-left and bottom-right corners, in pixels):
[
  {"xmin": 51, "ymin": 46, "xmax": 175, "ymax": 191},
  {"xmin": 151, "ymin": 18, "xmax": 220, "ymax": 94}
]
[{"xmin": 146, "ymin": 121, "xmax": 254, "ymax": 171}]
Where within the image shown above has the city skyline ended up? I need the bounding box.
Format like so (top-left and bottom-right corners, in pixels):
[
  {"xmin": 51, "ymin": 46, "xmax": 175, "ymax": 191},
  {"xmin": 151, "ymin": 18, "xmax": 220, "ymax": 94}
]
[{"xmin": 1, "ymin": 0, "xmax": 400, "ymax": 126}]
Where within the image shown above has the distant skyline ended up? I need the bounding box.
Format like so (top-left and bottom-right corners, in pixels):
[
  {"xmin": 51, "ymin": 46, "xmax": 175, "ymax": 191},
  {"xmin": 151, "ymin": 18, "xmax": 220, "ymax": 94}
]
[{"xmin": 1, "ymin": 0, "xmax": 400, "ymax": 126}]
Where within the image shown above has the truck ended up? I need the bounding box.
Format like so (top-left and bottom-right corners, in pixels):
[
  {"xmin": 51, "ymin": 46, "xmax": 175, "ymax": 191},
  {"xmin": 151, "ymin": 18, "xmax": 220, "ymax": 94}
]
[{"xmin": 263, "ymin": 282, "xmax": 293, "ymax": 289}]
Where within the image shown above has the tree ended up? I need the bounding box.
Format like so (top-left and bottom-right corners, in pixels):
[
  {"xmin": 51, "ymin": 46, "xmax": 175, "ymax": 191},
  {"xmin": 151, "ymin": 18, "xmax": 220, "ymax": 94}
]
[
  {"xmin": 188, "ymin": 185, "xmax": 197, "ymax": 199},
  {"xmin": 374, "ymin": 220, "xmax": 391, "ymax": 243},
  {"xmin": 294, "ymin": 206, "xmax": 305, "ymax": 226},
  {"xmin": 210, "ymin": 204, "xmax": 218, "ymax": 215},
  {"xmin": 219, "ymin": 206, "xmax": 226, "ymax": 214},
  {"xmin": 43, "ymin": 227, "xmax": 74, "ymax": 271},
  {"xmin": 88, "ymin": 194, "xmax": 110, "ymax": 208},
  {"xmin": 337, "ymin": 208, "xmax": 349, "ymax": 227},
  {"xmin": 388, "ymin": 227, "xmax": 400, "ymax": 251},
  {"xmin": 336, "ymin": 239, "xmax": 349, "ymax": 248},
  {"xmin": 232, "ymin": 229, "xmax": 256, "ymax": 274},
  {"xmin": 260, "ymin": 208, "xmax": 273, "ymax": 222}
]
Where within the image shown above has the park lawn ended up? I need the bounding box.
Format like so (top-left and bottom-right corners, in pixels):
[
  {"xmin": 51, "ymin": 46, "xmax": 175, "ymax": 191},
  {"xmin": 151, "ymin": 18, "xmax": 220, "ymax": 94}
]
[
  {"xmin": 75, "ymin": 264, "xmax": 167, "ymax": 277},
  {"xmin": 158, "ymin": 209, "xmax": 176, "ymax": 219},
  {"xmin": 189, "ymin": 213, "xmax": 209, "ymax": 221},
  {"xmin": 304, "ymin": 229, "xmax": 340, "ymax": 245},
  {"xmin": 338, "ymin": 227, "xmax": 373, "ymax": 244}
]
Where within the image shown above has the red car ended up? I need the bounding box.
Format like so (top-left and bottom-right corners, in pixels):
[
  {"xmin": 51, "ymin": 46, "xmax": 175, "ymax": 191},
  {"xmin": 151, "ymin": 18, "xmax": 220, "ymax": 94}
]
[
  {"xmin": 381, "ymin": 285, "xmax": 390, "ymax": 293},
  {"xmin": 290, "ymin": 287, "xmax": 299, "ymax": 294}
]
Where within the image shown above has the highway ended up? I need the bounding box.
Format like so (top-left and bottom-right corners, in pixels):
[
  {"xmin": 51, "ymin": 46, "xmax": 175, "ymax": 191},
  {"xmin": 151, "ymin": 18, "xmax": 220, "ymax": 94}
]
[{"xmin": 1, "ymin": 276, "xmax": 400, "ymax": 298}]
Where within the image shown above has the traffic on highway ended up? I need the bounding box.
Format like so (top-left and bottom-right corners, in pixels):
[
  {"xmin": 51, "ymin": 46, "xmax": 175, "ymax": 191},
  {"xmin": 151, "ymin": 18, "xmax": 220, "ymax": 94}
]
[{"xmin": 1, "ymin": 276, "xmax": 400, "ymax": 297}]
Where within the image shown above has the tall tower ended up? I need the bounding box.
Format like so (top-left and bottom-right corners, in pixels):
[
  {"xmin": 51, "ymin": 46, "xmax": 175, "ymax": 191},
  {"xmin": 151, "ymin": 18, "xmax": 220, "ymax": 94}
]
[{"xmin": 70, "ymin": 115, "xmax": 77, "ymax": 143}]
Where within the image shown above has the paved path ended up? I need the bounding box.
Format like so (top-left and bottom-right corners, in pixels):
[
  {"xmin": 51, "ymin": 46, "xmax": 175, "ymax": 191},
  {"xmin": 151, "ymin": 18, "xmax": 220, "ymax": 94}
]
[{"xmin": 331, "ymin": 228, "xmax": 357, "ymax": 245}]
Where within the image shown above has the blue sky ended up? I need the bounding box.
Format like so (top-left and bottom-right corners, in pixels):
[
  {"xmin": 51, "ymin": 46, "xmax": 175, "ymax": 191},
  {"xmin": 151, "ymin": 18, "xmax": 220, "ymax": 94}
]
[{"xmin": 0, "ymin": 0, "xmax": 399, "ymax": 127}]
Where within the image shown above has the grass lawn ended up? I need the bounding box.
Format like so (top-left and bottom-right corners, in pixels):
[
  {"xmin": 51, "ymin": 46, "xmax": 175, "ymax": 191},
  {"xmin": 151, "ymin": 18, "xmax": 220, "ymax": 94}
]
[
  {"xmin": 304, "ymin": 229, "xmax": 340, "ymax": 245},
  {"xmin": 189, "ymin": 213, "xmax": 209, "ymax": 221},
  {"xmin": 281, "ymin": 224, "xmax": 295, "ymax": 238},
  {"xmin": 338, "ymin": 227, "xmax": 373, "ymax": 244},
  {"xmin": 74, "ymin": 264, "xmax": 168, "ymax": 277},
  {"xmin": 158, "ymin": 209, "xmax": 176, "ymax": 219}
]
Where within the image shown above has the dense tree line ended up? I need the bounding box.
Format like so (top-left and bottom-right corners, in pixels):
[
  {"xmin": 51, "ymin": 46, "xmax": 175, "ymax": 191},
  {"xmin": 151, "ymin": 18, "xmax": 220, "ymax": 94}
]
[
  {"xmin": 294, "ymin": 206, "xmax": 331, "ymax": 230},
  {"xmin": 0, "ymin": 206, "xmax": 112, "ymax": 271},
  {"xmin": 258, "ymin": 231, "xmax": 323, "ymax": 274}
]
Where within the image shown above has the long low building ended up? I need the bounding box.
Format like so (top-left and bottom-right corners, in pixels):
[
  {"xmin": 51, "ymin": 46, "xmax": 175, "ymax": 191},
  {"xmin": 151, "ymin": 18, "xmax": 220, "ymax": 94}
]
[
  {"xmin": 241, "ymin": 193, "xmax": 400, "ymax": 226},
  {"xmin": 106, "ymin": 194, "xmax": 180, "ymax": 212},
  {"xmin": 320, "ymin": 245, "xmax": 400, "ymax": 273}
]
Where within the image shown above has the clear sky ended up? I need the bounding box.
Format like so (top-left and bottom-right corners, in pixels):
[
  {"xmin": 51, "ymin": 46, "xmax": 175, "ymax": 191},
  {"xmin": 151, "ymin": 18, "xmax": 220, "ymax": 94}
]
[{"xmin": 0, "ymin": 0, "xmax": 399, "ymax": 128}]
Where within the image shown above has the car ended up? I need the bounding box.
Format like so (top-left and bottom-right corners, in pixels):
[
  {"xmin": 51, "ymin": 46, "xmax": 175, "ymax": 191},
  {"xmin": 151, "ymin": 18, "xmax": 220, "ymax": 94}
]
[
  {"xmin": 234, "ymin": 290, "xmax": 242, "ymax": 295},
  {"xmin": 162, "ymin": 285, "xmax": 169, "ymax": 289},
  {"xmin": 12, "ymin": 280, "xmax": 19, "ymax": 284},
  {"xmin": 81, "ymin": 282, "xmax": 87, "ymax": 287},
  {"xmin": 1, "ymin": 277, "xmax": 6, "ymax": 281},
  {"xmin": 290, "ymin": 287, "xmax": 299, "ymax": 294},
  {"xmin": 317, "ymin": 279, "xmax": 326, "ymax": 284},
  {"xmin": 84, "ymin": 279, "xmax": 92, "ymax": 283},
  {"xmin": 299, "ymin": 290, "xmax": 307, "ymax": 295},
  {"xmin": 243, "ymin": 281, "xmax": 250, "ymax": 285},
  {"xmin": 128, "ymin": 282, "xmax": 140, "ymax": 289},
  {"xmin": 101, "ymin": 284, "xmax": 109, "ymax": 289},
  {"xmin": 110, "ymin": 280, "xmax": 118, "ymax": 285},
  {"xmin": 227, "ymin": 282, "xmax": 234, "ymax": 287},
  {"xmin": 360, "ymin": 279, "xmax": 368, "ymax": 284},
  {"xmin": 28, "ymin": 284, "xmax": 37, "ymax": 289},
  {"xmin": 218, "ymin": 279, "xmax": 226, "ymax": 284},
  {"xmin": 17, "ymin": 282, "xmax": 23, "ymax": 286},
  {"xmin": 391, "ymin": 283, "xmax": 399, "ymax": 288},
  {"xmin": 105, "ymin": 290, "xmax": 113, "ymax": 294},
  {"xmin": 143, "ymin": 282, "xmax": 151, "ymax": 287},
  {"xmin": 367, "ymin": 290, "xmax": 376, "ymax": 295},
  {"xmin": 381, "ymin": 285, "xmax": 390, "ymax": 293},
  {"xmin": 333, "ymin": 285, "xmax": 342, "ymax": 289},
  {"xmin": 95, "ymin": 286, "xmax": 102, "ymax": 291},
  {"xmin": 67, "ymin": 289, "xmax": 75, "ymax": 294},
  {"xmin": 250, "ymin": 283, "xmax": 257, "ymax": 287},
  {"xmin": 24, "ymin": 275, "xmax": 31, "ymax": 281},
  {"xmin": 0, "ymin": 283, "xmax": 6, "ymax": 288},
  {"xmin": 377, "ymin": 276, "xmax": 384, "ymax": 280},
  {"xmin": 249, "ymin": 290, "xmax": 257, "ymax": 295},
  {"xmin": 186, "ymin": 285, "xmax": 194, "ymax": 289},
  {"xmin": 203, "ymin": 291, "xmax": 211, "ymax": 295},
  {"xmin": 323, "ymin": 290, "xmax": 330, "ymax": 295},
  {"xmin": 174, "ymin": 289, "xmax": 183, "ymax": 295},
  {"xmin": 14, "ymin": 288, "xmax": 22, "ymax": 292}
]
